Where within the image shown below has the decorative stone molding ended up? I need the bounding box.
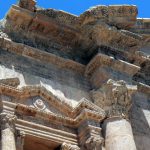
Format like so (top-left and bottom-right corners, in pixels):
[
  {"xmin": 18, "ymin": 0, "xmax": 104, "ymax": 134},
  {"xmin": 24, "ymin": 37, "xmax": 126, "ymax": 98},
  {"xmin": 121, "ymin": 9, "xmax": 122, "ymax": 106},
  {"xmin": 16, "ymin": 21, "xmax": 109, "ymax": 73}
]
[
  {"xmin": 85, "ymin": 136, "xmax": 104, "ymax": 150},
  {"xmin": 0, "ymin": 78, "xmax": 20, "ymax": 88},
  {"xmin": 61, "ymin": 142, "xmax": 80, "ymax": 150},
  {"xmin": 85, "ymin": 53, "xmax": 140, "ymax": 78},
  {"xmin": 92, "ymin": 79, "xmax": 137, "ymax": 118},
  {"xmin": 0, "ymin": 113, "xmax": 17, "ymax": 132}
]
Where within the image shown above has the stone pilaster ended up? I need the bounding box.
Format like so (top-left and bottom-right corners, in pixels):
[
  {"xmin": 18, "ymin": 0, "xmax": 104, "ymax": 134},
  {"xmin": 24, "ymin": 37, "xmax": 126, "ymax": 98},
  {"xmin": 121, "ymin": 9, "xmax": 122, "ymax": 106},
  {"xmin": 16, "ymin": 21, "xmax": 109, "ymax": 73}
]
[
  {"xmin": 0, "ymin": 113, "xmax": 17, "ymax": 150},
  {"xmin": 61, "ymin": 142, "xmax": 80, "ymax": 150},
  {"xmin": 92, "ymin": 79, "xmax": 137, "ymax": 150},
  {"xmin": 16, "ymin": 131, "xmax": 25, "ymax": 150}
]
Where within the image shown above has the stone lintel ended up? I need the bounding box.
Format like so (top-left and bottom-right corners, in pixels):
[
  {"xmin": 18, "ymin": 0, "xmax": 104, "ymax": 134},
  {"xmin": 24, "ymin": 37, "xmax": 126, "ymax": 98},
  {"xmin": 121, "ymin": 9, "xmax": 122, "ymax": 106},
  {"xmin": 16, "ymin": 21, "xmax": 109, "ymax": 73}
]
[
  {"xmin": 15, "ymin": 119, "xmax": 78, "ymax": 145},
  {"xmin": 85, "ymin": 53, "xmax": 140, "ymax": 77}
]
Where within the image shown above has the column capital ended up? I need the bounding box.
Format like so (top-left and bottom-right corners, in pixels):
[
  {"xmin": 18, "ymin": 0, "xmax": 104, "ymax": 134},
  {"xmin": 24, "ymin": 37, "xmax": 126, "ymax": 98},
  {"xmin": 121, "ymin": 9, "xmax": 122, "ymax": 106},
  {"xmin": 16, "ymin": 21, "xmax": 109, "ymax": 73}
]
[
  {"xmin": 85, "ymin": 136, "xmax": 104, "ymax": 150},
  {"xmin": 92, "ymin": 79, "xmax": 137, "ymax": 118},
  {"xmin": 61, "ymin": 142, "xmax": 80, "ymax": 150},
  {"xmin": 0, "ymin": 113, "xmax": 17, "ymax": 132}
]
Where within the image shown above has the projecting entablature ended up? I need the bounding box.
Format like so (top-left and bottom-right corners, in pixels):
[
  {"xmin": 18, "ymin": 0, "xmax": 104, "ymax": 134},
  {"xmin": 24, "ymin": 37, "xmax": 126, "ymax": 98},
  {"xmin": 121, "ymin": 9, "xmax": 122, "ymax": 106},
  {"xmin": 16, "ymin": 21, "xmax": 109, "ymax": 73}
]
[{"xmin": 2, "ymin": 0, "xmax": 147, "ymax": 64}]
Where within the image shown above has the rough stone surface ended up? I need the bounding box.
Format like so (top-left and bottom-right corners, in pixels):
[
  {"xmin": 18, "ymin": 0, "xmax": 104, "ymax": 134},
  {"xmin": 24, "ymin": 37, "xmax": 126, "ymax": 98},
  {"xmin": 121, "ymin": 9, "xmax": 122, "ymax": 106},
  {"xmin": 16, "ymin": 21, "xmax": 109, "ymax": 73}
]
[{"xmin": 0, "ymin": 1, "xmax": 149, "ymax": 150}]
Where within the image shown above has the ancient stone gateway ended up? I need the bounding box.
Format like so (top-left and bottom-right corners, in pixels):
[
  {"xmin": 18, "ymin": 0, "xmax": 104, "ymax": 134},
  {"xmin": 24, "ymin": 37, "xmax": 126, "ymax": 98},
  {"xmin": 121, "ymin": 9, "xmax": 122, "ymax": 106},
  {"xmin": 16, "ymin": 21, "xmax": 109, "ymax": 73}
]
[{"xmin": 0, "ymin": 0, "xmax": 150, "ymax": 150}]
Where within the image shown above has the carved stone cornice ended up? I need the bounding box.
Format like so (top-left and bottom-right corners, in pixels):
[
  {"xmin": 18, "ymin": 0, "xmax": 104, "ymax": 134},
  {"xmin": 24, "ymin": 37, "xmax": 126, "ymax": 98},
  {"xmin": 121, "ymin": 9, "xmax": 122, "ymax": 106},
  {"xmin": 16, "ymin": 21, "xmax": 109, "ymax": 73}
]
[
  {"xmin": 0, "ymin": 78, "xmax": 20, "ymax": 88},
  {"xmin": 0, "ymin": 113, "xmax": 17, "ymax": 132},
  {"xmin": 85, "ymin": 136, "xmax": 104, "ymax": 150},
  {"xmin": 0, "ymin": 82, "xmax": 105, "ymax": 118},
  {"xmin": 0, "ymin": 36, "xmax": 85, "ymax": 75},
  {"xmin": 61, "ymin": 142, "xmax": 80, "ymax": 150},
  {"xmin": 92, "ymin": 79, "xmax": 137, "ymax": 118},
  {"xmin": 85, "ymin": 53, "xmax": 140, "ymax": 78},
  {"xmin": 0, "ymin": 82, "xmax": 105, "ymax": 127}
]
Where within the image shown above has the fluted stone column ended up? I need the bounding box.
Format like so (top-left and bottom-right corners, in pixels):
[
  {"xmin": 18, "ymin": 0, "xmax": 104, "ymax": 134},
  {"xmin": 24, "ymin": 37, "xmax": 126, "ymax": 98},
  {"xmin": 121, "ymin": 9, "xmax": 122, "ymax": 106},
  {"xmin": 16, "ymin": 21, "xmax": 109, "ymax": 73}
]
[
  {"xmin": 92, "ymin": 79, "xmax": 137, "ymax": 150},
  {"xmin": 103, "ymin": 117, "xmax": 136, "ymax": 150},
  {"xmin": 0, "ymin": 113, "xmax": 17, "ymax": 150}
]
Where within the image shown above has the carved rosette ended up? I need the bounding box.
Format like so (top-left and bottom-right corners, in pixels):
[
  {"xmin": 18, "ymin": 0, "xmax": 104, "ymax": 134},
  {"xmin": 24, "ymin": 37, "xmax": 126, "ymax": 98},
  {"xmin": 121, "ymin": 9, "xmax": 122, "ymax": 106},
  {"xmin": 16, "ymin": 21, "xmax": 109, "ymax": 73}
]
[
  {"xmin": 61, "ymin": 142, "xmax": 80, "ymax": 150},
  {"xmin": 92, "ymin": 79, "xmax": 137, "ymax": 118},
  {"xmin": 85, "ymin": 136, "xmax": 104, "ymax": 150},
  {"xmin": 33, "ymin": 99, "xmax": 46, "ymax": 110},
  {"xmin": 0, "ymin": 113, "xmax": 17, "ymax": 132}
]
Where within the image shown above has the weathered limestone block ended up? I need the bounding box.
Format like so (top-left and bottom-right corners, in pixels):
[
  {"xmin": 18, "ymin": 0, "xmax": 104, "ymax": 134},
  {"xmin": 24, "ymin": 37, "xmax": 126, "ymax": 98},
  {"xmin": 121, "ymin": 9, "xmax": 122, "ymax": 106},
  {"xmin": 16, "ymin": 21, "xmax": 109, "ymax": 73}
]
[
  {"xmin": 0, "ymin": 113, "xmax": 17, "ymax": 150},
  {"xmin": 79, "ymin": 6, "xmax": 108, "ymax": 25},
  {"xmin": 108, "ymin": 5, "xmax": 138, "ymax": 29},
  {"xmin": 91, "ymin": 22, "xmax": 141, "ymax": 52},
  {"xmin": 18, "ymin": 0, "xmax": 36, "ymax": 12},
  {"xmin": 103, "ymin": 117, "xmax": 137, "ymax": 150}
]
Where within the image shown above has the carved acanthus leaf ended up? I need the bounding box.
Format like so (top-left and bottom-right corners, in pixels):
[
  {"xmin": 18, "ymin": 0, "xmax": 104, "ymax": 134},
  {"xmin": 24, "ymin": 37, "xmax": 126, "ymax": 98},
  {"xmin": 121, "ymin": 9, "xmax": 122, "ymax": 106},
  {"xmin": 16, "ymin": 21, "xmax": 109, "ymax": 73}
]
[
  {"xmin": 92, "ymin": 79, "xmax": 137, "ymax": 118},
  {"xmin": 85, "ymin": 136, "xmax": 104, "ymax": 150},
  {"xmin": 0, "ymin": 113, "xmax": 17, "ymax": 132},
  {"xmin": 61, "ymin": 142, "xmax": 80, "ymax": 150}
]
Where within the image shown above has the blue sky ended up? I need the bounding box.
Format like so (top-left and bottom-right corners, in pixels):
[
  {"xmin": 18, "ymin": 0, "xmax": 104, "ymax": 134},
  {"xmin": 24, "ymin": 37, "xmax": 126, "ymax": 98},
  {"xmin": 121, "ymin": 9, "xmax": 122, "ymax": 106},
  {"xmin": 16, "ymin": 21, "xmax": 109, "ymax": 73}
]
[{"xmin": 0, "ymin": 0, "xmax": 150, "ymax": 19}]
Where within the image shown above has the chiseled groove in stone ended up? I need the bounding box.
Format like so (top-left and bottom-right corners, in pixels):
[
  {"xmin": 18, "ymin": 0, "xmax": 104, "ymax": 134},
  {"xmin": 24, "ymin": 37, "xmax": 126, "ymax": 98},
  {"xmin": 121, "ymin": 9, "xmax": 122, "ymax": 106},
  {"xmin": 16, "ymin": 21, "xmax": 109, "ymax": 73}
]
[
  {"xmin": 0, "ymin": 37, "xmax": 85, "ymax": 74},
  {"xmin": 85, "ymin": 53, "xmax": 140, "ymax": 77}
]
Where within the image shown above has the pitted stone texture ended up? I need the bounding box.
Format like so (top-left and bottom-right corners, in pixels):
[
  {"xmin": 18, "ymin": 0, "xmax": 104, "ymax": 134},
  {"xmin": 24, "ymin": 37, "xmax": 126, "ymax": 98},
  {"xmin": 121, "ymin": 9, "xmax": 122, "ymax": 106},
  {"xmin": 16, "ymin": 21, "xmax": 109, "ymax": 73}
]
[
  {"xmin": 108, "ymin": 5, "xmax": 138, "ymax": 29},
  {"xmin": 79, "ymin": 6, "xmax": 108, "ymax": 25}
]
